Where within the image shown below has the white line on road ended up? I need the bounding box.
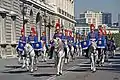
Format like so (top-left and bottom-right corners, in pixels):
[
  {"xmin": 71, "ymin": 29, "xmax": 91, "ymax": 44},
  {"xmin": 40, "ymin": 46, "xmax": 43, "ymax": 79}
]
[
  {"xmin": 46, "ymin": 61, "xmax": 89, "ymax": 80},
  {"xmin": 46, "ymin": 66, "xmax": 78, "ymax": 80}
]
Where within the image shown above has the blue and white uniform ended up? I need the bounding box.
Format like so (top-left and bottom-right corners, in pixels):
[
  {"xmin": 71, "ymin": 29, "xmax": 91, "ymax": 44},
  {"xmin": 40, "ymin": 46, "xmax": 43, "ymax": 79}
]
[
  {"xmin": 17, "ymin": 36, "xmax": 26, "ymax": 54},
  {"xmin": 27, "ymin": 35, "xmax": 38, "ymax": 48}
]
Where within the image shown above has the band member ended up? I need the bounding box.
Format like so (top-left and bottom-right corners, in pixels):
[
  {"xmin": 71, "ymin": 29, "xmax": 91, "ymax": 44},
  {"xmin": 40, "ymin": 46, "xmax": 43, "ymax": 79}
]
[
  {"xmin": 107, "ymin": 31, "xmax": 116, "ymax": 58},
  {"xmin": 17, "ymin": 28, "xmax": 26, "ymax": 63},
  {"xmin": 41, "ymin": 32, "xmax": 46, "ymax": 43},
  {"xmin": 87, "ymin": 24, "xmax": 98, "ymax": 41},
  {"xmin": 53, "ymin": 29, "xmax": 63, "ymax": 39},
  {"xmin": 83, "ymin": 31, "xmax": 88, "ymax": 41},
  {"xmin": 49, "ymin": 38, "xmax": 55, "ymax": 59},
  {"xmin": 27, "ymin": 27, "xmax": 38, "ymax": 48},
  {"xmin": 86, "ymin": 24, "xmax": 98, "ymax": 58},
  {"xmin": 17, "ymin": 28, "xmax": 26, "ymax": 53}
]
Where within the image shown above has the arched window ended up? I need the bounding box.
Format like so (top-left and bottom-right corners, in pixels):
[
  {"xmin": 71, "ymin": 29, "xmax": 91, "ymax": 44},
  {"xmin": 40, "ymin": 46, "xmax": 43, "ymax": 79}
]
[
  {"xmin": 30, "ymin": 9, "xmax": 33, "ymax": 24},
  {"xmin": 36, "ymin": 12, "xmax": 40, "ymax": 24},
  {"xmin": 36, "ymin": 12, "xmax": 42, "ymax": 41}
]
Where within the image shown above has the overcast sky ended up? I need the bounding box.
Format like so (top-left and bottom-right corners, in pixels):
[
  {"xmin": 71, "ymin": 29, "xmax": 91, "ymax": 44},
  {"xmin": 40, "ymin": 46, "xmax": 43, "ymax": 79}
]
[{"xmin": 74, "ymin": 0, "xmax": 120, "ymax": 23}]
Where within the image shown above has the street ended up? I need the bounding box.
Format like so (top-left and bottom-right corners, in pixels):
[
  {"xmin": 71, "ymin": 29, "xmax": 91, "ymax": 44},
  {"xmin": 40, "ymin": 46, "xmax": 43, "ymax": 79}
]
[{"xmin": 0, "ymin": 52, "xmax": 120, "ymax": 80}]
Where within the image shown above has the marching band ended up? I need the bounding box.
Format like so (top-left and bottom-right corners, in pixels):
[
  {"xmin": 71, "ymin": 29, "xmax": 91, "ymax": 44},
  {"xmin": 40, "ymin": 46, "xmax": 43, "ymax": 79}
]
[{"xmin": 16, "ymin": 23, "xmax": 116, "ymax": 74}]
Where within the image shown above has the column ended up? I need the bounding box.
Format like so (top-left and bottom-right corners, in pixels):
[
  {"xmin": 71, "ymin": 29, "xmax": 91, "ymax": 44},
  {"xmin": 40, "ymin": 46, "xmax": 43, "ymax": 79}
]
[
  {"xmin": 11, "ymin": 15, "xmax": 16, "ymax": 43},
  {"xmin": 1, "ymin": 14, "xmax": 6, "ymax": 43},
  {"xmin": 0, "ymin": 12, "xmax": 7, "ymax": 58},
  {"xmin": 11, "ymin": 15, "xmax": 17, "ymax": 57}
]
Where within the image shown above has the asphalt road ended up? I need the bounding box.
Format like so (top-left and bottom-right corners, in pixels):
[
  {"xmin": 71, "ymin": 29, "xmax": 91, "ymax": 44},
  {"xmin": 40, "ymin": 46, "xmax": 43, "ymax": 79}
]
[{"xmin": 0, "ymin": 52, "xmax": 120, "ymax": 80}]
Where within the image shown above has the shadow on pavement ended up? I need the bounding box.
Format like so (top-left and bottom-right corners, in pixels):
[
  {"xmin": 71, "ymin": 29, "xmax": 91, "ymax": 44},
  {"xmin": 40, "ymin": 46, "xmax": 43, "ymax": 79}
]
[
  {"xmin": 30, "ymin": 73, "xmax": 55, "ymax": 77},
  {"xmin": 37, "ymin": 65, "xmax": 54, "ymax": 68},
  {"xmin": 2, "ymin": 69, "xmax": 29, "ymax": 74},
  {"xmin": 5, "ymin": 65, "xmax": 22, "ymax": 69},
  {"xmin": 97, "ymin": 53, "xmax": 120, "ymax": 73},
  {"xmin": 67, "ymin": 69, "xmax": 89, "ymax": 72},
  {"xmin": 66, "ymin": 67, "xmax": 90, "ymax": 72}
]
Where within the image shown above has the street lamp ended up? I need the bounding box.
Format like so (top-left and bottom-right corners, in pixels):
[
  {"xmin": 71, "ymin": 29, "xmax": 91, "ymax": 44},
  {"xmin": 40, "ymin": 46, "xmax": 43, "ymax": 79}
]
[{"xmin": 20, "ymin": 1, "xmax": 27, "ymax": 35}]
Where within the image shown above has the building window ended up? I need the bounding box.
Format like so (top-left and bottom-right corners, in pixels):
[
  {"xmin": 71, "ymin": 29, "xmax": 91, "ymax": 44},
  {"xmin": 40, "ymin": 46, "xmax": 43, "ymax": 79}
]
[
  {"xmin": 67, "ymin": 13, "xmax": 69, "ymax": 17},
  {"xmin": 93, "ymin": 19, "xmax": 96, "ymax": 23},
  {"xmin": 80, "ymin": 14, "xmax": 85, "ymax": 18},
  {"xmin": 62, "ymin": 10, "xmax": 64, "ymax": 15},
  {"xmin": 88, "ymin": 18, "xmax": 91, "ymax": 23},
  {"xmin": 65, "ymin": 12, "xmax": 67, "ymax": 16},
  {"xmin": 87, "ymin": 14, "xmax": 92, "ymax": 17},
  {"xmin": 58, "ymin": 8, "xmax": 61, "ymax": 13}
]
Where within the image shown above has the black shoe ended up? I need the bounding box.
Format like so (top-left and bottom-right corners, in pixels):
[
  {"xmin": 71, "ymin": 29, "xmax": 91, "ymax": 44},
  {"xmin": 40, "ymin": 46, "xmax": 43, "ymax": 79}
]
[
  {"xmin": 49, "ymin": 57, "xmax": 52, "ymax": 59},
  {"xmin": 59, "ymin": 72, "xmax": 62, "ymax": 75}
]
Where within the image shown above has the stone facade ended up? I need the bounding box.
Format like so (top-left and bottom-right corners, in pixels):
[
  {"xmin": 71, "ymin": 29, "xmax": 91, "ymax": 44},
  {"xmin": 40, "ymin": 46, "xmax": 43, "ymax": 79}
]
[{"xmin": 0, "ymin": 0, "xmax": 75, "ymax": 58}]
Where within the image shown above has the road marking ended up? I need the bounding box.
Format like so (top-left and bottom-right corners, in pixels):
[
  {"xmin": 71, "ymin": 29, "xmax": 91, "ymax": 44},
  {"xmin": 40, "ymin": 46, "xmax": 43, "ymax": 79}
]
[
  {"xmin": 46, "ymin": 66, "xmax": 78, "ymax": 80},
  {"xmin": 46, "ymin": 61, "xmax": 89, "ymax": 80}
]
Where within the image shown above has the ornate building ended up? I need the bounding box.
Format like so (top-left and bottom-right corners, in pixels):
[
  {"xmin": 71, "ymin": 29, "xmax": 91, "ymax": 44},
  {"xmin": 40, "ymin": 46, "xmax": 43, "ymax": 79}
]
[{"xmin": 0, "ymin": 0, "xmax": 75, "ymax": 58}]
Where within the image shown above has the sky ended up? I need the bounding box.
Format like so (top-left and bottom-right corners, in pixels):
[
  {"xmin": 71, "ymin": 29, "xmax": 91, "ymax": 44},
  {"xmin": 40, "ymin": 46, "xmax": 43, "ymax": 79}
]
[{"xmin": 75, "ymin": 0, "xmax": 120, "ymax": 23}]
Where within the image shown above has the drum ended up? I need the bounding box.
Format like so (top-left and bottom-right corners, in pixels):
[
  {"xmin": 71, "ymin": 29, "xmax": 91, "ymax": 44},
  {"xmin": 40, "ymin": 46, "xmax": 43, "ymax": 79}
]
[
  {"xmin": 81, "ymin": 40, "xmax": 90, "ymax": 49},
  {"xmin": 33, "ymin": 42, "xmax": 42, "ymax": 51},
  {"xmin": 97, "ymin": 40, "xmax": 105, "ymax": 48},
  {"xmin": 17, "ymin": 42, "xmax": 26, "ymax": 51}
]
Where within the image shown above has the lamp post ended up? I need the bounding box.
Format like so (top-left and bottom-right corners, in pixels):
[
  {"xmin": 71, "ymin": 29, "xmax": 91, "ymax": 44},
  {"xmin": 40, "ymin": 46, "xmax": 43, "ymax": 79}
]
[{"xmin": 20, "ymin": 1, "xmax": 27, "ymax": 35}]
